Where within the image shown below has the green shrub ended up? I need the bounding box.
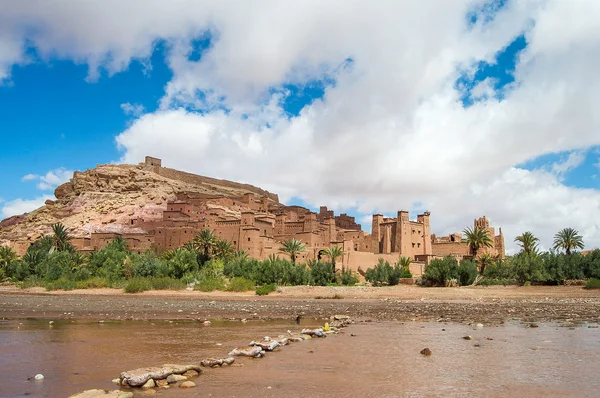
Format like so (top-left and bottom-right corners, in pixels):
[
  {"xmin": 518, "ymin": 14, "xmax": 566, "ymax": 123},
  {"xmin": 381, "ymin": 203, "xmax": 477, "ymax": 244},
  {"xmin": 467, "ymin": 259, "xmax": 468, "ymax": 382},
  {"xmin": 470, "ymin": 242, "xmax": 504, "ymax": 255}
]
[
  {"xmin": 365, "ymin": 258, "xmax": 405, "ymax": 286},
  {"xmin": 194, "ymin": 277, "xmax": 226, "ymax": 292},
  {"xmin": 458, "ymin": 259, "xmax": 478, "ymax": 286},
  {"xmin": 199, "ymin": 259, "xmax": 225, "ymax": 280},
  {"xmin": 166, "ymin": 248, "xmax": 199, "ymax": 279},
  {"xmin": 477, "ymin": 278, "xmax": 518, "ymax": 286},
  {"xmin": 513, "ymin": 253, "xmax": 547, "ymax": 285},
  {"xmin": 18, "ymin": 275, "xmax": 45, "ymax": 289},
  {"xmin": 340, "ymin": 267, "xmax": 359, "ymax": 285},
  {"xmin": 74, "ymin": 277, "xmax": 111, "ymax": 289},
  {"xmin": 124, "ymin": 277, "xmax": 152, "ymax": 293},
  {"xmin": 422, "ymin": 256, "xmax": 459, "ymax": 286},
  {"xmin": 150, "ymin": 277, "xmax": 186, "ymax": 290},
  {"xmin": 309, "ymin": 260, "xmax": 335, "ymax": 286},
  {"xmin": 255, "ymin": 284, "xmax": 277, "ymax": 296},
  {"xmin": 227, "ymin": 277, "xmax": 256, "ymax": 292},
  {"xmin": 585, "ymin": 278, "xmax": 600, "ymax": 289},
  {"xmin": 45, "ymin": 277, "xmax": 77, "ymax": 291}
]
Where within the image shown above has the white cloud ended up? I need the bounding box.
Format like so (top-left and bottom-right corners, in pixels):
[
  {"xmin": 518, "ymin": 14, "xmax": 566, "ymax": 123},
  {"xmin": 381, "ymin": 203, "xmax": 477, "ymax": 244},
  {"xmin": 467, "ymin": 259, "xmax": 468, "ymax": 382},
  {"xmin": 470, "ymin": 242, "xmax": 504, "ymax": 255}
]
[
  {"xmin": 22, "ymin": 168, "xmax": 73, "ymax": 191},
  {"xmin": 120, "ymin": 102, "xmax": 145, "ymax": 117},
  {"xmin": 1, "ymin": 1, "xmax": 600, "ymax": 251},
  {"xmin": 1, "ymin": 196, "xmax": 53, "ymax": 219}
]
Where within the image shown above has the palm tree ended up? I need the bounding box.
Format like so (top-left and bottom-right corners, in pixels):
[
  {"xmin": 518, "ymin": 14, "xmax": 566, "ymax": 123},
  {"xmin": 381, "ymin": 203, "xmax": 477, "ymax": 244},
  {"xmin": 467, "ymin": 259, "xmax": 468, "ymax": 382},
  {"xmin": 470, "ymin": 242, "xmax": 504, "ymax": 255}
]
[
  {"xmin": 322, "ymin": 245, "xmax": 344, "ymax": 274},
  {"xmin": 192, "ymin": 229, "xmax": 217, "ymax": 259},
  {"xmin": 463, "ymin": 226, "xmax": 493, "ymax": 272},
  {"xmin": 478, "ymin": 253, "xmax": 494, "ymax": 275},
  {"xmin": 514, "ymin": 231, "xmax": 539, "ymax": 255},
  {"xmin": 51, "ymin": 223, "xmax": 73, "ymax": 252},
  {"xmin": 553, "ymin": 228, "xmax": 584, "ymax": 255},
  {"xmin": 397, "ymin": 256, "xmax": 411, "ymax": 270},
  {"xmin": 0, "ymin": 246, "xmax": 18, "ymax": 278},
  {"xmin": 235, "ymin": 250, "xmax": 250, "ymax": 261},
  {"xmin": 279, "ymin": 239, "xmax": 306, "ymax": 265},
  {"xmin": 214, "ymin": 239, "xmax": 234, "ymax": 260}
]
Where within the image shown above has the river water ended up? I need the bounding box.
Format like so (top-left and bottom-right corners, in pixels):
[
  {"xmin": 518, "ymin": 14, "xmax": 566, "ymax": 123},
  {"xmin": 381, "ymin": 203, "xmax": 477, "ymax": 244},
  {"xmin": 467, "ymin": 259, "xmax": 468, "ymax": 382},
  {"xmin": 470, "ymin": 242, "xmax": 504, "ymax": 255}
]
[{"xmin": 1, "ymin": 318, "xmax": 599, "ymax": 397}]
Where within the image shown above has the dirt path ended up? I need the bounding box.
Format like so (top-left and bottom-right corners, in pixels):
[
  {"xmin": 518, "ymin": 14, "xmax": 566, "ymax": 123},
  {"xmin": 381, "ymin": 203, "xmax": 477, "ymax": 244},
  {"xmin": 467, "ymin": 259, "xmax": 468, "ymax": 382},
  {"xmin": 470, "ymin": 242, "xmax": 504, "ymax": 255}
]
[{"xmin": 1, "ymin": 285, "xmax": 599, "ymax": 324}]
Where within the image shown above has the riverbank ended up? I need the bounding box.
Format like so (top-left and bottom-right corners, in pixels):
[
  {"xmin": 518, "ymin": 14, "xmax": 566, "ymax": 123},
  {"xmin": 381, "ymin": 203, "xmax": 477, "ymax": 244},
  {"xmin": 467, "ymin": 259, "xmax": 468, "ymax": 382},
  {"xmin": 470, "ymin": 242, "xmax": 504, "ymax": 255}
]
[{"xmin": 1, "ymin": 285, "xmax": 599, "ymax": 323}]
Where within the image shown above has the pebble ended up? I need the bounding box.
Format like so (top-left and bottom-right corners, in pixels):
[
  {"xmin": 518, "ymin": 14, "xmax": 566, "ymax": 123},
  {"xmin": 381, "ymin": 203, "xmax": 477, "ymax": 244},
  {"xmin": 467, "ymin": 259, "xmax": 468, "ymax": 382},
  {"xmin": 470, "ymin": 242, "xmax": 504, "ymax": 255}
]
[
  {"xmin": 529, "ymin": 323, "xmax": 539, "ymax": 328},
  {"xmin": 34, "ymin": 374, "xmax": 44, "ymax": 381},
  {"xmin": 463, "ymin": 335, "xmax": 472, "ymax": 340},
  {"xmin": 48, "ymin": 321, "xmax": 54, "ymax": 325},
  {"xmin": 179, "ymin": 381, "xmax": 196, "ymax": 388},
  {"xmin": 420, "ymin": 348, "xmax": 432, "ymax": 356},
  {"xmin": 142, "ymin": 379, "xmax": 156, "ymax": 388}
]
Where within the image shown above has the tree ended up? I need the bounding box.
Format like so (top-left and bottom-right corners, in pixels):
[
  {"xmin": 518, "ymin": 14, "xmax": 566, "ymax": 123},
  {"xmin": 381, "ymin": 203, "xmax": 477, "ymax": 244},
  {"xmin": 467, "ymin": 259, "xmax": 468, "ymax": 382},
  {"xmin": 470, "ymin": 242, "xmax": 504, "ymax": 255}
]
[
  {"xmin": 0, "ymin": 246, "xmax": 18, "ymax": 279},
  {"xmin": 214, "ymin": 239, "xmax": 234, "ymax": 260},
  {"xmin": 51, "ymin": 223, "xmax": 73, "ymax": 252},
  {"xmin": 321, "ymin": 245, "xmax": 344, "ymax": 274},
  {"xmin": 397, "ymin": 256, "xmax": 412, "ymax": 270},
  {"xmin": 478, "ymin": 253, "xmax": 495, "ymax": 275},
  {"xmin": 553, "ymin": 228, "xmax": 584, "ymax": 255},
  {"xmin": 192, "ymin": 229, "xmax": 217, "ymax": 259},
  {"xmin": 463, "ymin": 226, "xmax": 493, "ymax": 272},
  {"xmin": 279, "ymin": 239, "xmax": 306, "ymax": 265},
  {"xmin": 514, "ymin": 231, "xmax": 540, "ymax": 255}
]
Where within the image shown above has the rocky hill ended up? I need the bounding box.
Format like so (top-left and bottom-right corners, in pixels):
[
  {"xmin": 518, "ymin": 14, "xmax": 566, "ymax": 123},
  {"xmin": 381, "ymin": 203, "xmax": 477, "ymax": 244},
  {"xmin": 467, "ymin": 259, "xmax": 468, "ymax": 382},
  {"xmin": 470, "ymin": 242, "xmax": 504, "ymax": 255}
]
[{"xmin": 0, "ymin": 160, "xmax": 278, "ymax": 247}]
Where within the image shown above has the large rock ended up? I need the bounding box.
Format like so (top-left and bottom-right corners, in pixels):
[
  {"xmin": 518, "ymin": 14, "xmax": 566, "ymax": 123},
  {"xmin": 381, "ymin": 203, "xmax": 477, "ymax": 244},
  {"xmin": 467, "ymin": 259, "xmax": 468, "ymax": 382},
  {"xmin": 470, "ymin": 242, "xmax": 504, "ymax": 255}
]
[
  {"xmin": 120, "ymin": 364, "xmax": 201, "ymax": 387},
  {"xmin": 228, "ymin": 346, "xmax": 265, "ymax": 358},
  {"xmin": 200, "ymin": 357, "xmax": 235, "ymax": 367}
]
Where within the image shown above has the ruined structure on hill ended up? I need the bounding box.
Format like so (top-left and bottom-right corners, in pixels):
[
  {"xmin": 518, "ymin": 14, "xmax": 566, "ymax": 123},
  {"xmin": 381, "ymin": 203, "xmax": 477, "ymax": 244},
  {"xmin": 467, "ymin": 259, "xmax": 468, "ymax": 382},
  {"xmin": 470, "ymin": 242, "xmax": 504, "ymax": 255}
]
[{"xmin": 0, "ymin": 157, "xmax": 505, "ymax": 275}]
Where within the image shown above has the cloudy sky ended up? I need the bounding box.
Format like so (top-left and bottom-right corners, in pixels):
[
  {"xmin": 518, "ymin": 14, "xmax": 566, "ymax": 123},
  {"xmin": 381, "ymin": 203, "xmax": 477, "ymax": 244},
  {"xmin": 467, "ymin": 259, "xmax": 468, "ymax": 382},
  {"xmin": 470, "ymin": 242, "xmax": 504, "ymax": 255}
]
[{"xmin": 1, "ymin": 0, "xmax": 599, "ymax": 253}]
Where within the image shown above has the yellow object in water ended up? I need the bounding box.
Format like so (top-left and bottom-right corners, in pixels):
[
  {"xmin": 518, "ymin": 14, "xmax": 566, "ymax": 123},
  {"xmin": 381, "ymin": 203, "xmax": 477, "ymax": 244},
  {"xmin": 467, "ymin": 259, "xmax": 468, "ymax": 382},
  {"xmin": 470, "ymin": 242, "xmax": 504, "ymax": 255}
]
[{"xmin": 323, "ymin": 322, "xmax": 331, "ymax": 332}]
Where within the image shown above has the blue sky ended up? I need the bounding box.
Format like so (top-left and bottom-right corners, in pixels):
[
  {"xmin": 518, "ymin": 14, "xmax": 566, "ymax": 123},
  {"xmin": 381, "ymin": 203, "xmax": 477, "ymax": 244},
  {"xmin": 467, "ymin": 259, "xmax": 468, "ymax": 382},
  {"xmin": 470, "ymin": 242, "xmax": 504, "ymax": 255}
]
[{"xmin": 0, "ymin": 1, "xmax": 599, "ymax": 251}]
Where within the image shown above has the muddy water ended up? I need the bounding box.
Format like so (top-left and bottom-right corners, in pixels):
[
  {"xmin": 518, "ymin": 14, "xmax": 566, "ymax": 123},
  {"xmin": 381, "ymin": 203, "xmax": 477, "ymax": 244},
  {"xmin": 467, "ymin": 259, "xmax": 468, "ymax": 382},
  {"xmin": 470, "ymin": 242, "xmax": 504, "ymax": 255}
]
[{"xmin": 1, "ymin": 319, "xmax": 599, "ymax": 398}]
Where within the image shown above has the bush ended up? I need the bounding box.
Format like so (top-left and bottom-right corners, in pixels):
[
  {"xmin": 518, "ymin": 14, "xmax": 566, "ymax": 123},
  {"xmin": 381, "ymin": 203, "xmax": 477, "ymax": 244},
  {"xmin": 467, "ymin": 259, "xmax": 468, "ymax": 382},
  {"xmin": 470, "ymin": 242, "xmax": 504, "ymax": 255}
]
[
  {"xmin": 194, "ymin": 277, "xmax": 226, "ymax": 292},
  {"xmin": 45, "ymin": 277, "xmax": 77, "ymax": 291},
  {"xmin": 422, "ymin": 257, "xmax": 459, "ymax": 286},
  {"xmin": 166, "ymin": 249, "xmax": 199, "ymax": 279},
  {"xmin": 124, "ymin": 277, "xmax": 152, "ymax": 293},
  {"xmin": 256, "ymin": 284, "xmax": 277, "ymax": 296},
  {"xmin": 366, "ymin": 259, "xmax": 409, "ymax": 286},
  {"xmin": 150, "ymin": 277, "xmax": 186, "ymax": 290},
  {"xmin": 340, "ymin": 267, "xmax": 359, "ymax": 285},
  {"xmin": 309, "ymin": 260, "xmax": 335, "ymax": 286},
  {"xmin": 458, "ymin": 259, "xmax": 478, "ymax": 286},
  {"xmin": 477, "ymin": 278, "xmax": 518, "ymax": 286},
  {"xmin": 18, "ymin": 275, "xmax": 44, "ymax": 289},
  {"xmin": 227, "ymin": 277, "xmax": 256, "ymax": 292},
  {"xmin": 513, "ymin": 253, "xmax": 548, "ymax": 285},
  {"xmin": 584, "ymin": 278, "xmax": 600, "ymax": 289},
  {"xmin": 199, "ymin": 259, "xmax": 225, "ymax": 281},
  {"xmin": 74, "ymin": 277, "xmax": 111, "ymax": 289}
]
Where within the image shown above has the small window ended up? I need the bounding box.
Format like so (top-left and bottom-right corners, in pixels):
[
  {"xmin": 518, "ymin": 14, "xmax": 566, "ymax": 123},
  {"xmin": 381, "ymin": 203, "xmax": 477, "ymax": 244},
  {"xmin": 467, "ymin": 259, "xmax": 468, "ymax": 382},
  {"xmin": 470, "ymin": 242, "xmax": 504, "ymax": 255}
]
[
  {"xmin": 233, "ymin": 241, "xmax": 236, "ymax": 245},
  {"xmin": 412, "ymin": 243, "xmax": 415, "ymax": 247},
  {"xmin": 248, "ymin": 237, "xmax": 251, "ymax": 242},
  {"xmin": 131, "ymin": 220, "xmax": 134, "ymax": 225}
]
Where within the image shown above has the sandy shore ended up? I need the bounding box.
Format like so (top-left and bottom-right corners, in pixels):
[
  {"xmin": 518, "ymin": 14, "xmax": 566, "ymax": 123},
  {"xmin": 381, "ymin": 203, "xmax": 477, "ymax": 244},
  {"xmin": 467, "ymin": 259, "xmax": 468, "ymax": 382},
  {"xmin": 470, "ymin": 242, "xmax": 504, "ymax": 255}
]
[{"xmin": 1, "ymin": 284, "xmax": 599, "ymax": 323}]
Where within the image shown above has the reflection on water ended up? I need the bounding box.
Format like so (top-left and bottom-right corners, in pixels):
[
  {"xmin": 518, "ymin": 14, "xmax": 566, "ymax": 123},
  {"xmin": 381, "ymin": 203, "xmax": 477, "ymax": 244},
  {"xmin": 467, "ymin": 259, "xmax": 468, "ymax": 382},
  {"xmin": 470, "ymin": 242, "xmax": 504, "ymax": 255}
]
[{"xmin": 1, "ymin": 318, "xmax": 599, "ymax": 397}]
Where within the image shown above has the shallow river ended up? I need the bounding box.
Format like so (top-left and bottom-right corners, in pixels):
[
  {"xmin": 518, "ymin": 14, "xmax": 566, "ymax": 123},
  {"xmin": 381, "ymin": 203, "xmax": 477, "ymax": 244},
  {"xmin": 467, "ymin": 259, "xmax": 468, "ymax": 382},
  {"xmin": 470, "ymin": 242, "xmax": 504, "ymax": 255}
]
[{"xmin": 1, "ymin": 318, "xmax": 599, "ymax": 397}]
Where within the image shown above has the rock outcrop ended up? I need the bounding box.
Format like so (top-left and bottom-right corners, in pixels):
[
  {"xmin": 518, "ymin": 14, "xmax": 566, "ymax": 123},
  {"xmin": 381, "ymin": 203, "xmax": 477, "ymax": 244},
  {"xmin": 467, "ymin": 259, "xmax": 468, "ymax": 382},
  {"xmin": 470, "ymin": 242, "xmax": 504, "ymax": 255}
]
[{"xmin": 0, "ymin": 161, "xmax": 278, "ymax": 252}]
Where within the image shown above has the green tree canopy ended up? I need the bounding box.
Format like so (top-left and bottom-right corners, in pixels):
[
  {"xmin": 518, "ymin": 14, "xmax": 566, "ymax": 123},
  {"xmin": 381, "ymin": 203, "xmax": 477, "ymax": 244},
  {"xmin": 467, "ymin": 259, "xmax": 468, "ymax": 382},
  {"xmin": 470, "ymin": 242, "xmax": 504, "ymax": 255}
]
[
  {"xmin": 279, "ymin": 239, "xmax": 306, "ymax": 265},
  {"xmin": 553, "ymin": 228, "xmax": 584, "ymax": 255},
  {"xmin": 514, "ymin": 231, "xmax": 540, "ymax": 255},
  {"xmin": 463, "ymin": 226, "xmax": 493, "ymax": 266},
  {"xmin": 321, "ymin": 245, "xmax": 344, "ymax": 273}
]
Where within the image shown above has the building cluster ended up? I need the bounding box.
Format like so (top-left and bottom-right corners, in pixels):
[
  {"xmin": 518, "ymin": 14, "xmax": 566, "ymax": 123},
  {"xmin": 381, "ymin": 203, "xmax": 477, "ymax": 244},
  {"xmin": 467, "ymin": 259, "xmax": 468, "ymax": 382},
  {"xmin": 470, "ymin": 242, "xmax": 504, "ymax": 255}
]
[{"xmin": 65, "ymin": 157, "xmax": 505, "ymax": 275}]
